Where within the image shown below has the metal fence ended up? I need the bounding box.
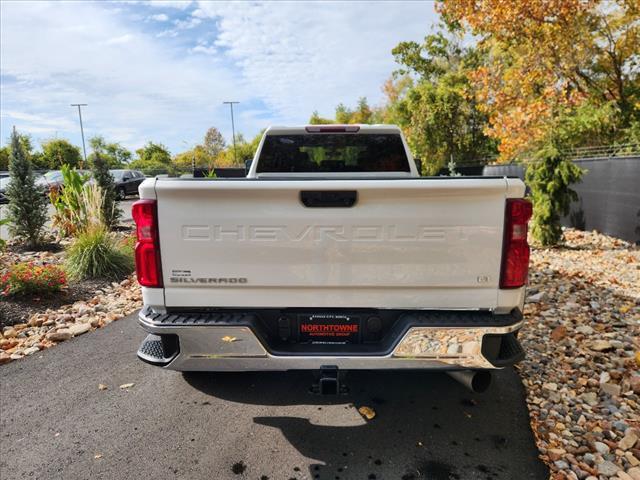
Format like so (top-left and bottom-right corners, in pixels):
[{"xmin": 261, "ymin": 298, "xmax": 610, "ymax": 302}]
[{"xmin": 564, "ymin": 156, "xmax": 639, "ymax": 244}]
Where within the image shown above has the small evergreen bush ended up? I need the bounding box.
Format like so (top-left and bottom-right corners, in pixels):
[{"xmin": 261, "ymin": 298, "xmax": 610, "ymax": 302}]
[
  {"xmin": 526, "ymin": 145, "xmax": 583, "ymax": 246},
  {"xmin": 65, "ymin": 227, "xmax": 134, "ymax": 281},
  {"xmin": 6, "ymin": 128, "xmax": 47, "ymax": 248},
  {"xmin": 1, "ymin": 262, "xmax": 67, "ymax": 297},
  {"xmin": 90, "ymin": 150, "xmax": 121, "ymax": 228}
]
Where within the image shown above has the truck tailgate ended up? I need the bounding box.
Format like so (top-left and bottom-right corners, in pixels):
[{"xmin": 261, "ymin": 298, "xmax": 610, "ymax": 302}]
[{"xmin": 153, "ymin": 178, "xmax": 521, "ymax": 309}]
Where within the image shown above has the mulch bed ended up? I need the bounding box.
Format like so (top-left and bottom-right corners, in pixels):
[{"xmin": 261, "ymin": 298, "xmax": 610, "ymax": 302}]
[{"xmin": 0, "ymin": 278, "xmax": 112, "ymax": 329}]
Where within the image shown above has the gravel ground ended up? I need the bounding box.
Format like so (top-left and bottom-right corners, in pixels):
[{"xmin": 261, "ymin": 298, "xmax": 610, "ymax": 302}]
[{"xmin": 520, "ymin": 229, "xmax": 640, "ymax": 480}]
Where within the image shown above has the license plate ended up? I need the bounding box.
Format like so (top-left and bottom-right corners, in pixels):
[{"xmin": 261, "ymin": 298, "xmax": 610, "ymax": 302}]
[{"xmin": 298, "ymin": 314, "xmax": 360, "ymax": 344}]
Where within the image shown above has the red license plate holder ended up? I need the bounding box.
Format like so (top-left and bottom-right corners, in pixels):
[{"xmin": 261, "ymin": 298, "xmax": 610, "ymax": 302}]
[{"xmin": 298, "ymin": 314, "xmax": 360, "ymax": 344}]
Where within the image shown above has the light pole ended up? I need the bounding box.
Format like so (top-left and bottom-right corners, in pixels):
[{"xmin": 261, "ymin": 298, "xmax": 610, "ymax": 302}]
[
  {"xmin": 70, "ymin": 103, "xmax": 88, "ymax": 166},
  {"xmin": 223, "ymin": 101, "xmax": 239, "ymax": 164}
]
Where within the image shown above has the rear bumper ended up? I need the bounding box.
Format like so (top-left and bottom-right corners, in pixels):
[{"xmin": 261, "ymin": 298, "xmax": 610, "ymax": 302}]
[{"xmin": 137, "ymin": 307, "xmax": 525, "ymax": 371}]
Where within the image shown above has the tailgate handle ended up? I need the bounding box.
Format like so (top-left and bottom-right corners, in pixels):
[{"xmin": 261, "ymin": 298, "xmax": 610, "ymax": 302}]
[{"xmin": 300, "ymin": 190, "xmax": 357, "ymax": 208}]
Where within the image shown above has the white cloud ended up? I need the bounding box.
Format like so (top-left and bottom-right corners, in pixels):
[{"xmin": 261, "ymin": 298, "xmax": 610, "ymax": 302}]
[
  {"xmin": 174, "ymin": 16, "xmax": 201, "ymax": 29},
  {"xmin": 1, "ymin": 1, "xmax": 438, "ymax": 152},
  {"xmin": 193, "ymin": 1, "xmax": 437, "ymax": 121},
  {"xmin": 155, "ymin": 29, "xmax": 178, "ymax": 38},
  {"xmin": 144, "ymin": 0, "xmax": 192, "ymax": 10},
  {"xmin": 190, "ymin": 43, "xmax": 217, "ymax": 56},
  {"xmin": 0, "ymin": 110, "xmax": 77, "ymax": 137},
  {"xmin": 104, "ymin": 33, "xmax": 135, "ymax": 45},
  {"xmin": 149, "ymin": 13, "xmax": 169, "ymax": 21},
  {"xmin": 0, "ymin": 1, "xmax": 250, "ymax": 151}
]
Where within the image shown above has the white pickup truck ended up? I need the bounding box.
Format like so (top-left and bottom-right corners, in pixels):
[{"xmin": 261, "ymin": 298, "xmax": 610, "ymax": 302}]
[{"xmin": 132, "ymin": 125, "xmax": 532, "ymax": 393}]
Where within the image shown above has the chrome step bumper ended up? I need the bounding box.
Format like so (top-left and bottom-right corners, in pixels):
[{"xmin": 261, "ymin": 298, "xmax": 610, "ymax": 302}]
[{"xmin": 137, "ymin": 307, "xmax": 525, "ymax": 372}]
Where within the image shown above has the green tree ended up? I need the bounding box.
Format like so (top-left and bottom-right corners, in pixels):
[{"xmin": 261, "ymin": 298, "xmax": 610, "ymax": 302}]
[
  {"xmin": 389, "ymin": 30, "xmax": 496, "ymax": 174},
  {"xmin": 173, "ymin": 145, "xmax": 214, "ymax": 170},
  {"xmin": 6, "ymin": 128, "xmax": 48, "ymax": 248},
  {"xmin": 0, "ymin": 146, "xmax": 8, "ymax": 170},
  {"xmin": 526, "ymin": 144, "xmax": 584, "ymax": 246},
  {"xmin": 88, "ymin": 136, "xmax": 131, "ymax": 168},
  {"xmin": 1, "ymin": 133, "xmax": 47, "ymax": 170},
  {"xmin": 216, "ymin": 132, "xmax": 263, "ymax": 167},
  {"xmin": 308, "ymin": 111, "xmax": 333, "ymax": 124},
  {"xmin": 130, "ymin": 142, "xmax": 173, "ymax": 174},
  {"xmin": 351, "ymin": 97, "xmax": 375, "ymax": 124},
  {"xmin": 203, "ymin": 127, "xmax": 226, "ymax": 158},
  {"xmin": 41, "ymin": 138, "xmax": 82, "ymax": 169},
  {"xmin": 90, "ymin": 149, "xmax": 121, "ymax": 229}
]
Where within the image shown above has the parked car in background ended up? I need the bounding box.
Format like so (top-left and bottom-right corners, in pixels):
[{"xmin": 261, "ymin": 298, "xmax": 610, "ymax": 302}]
[
  {"xmin": 36, "ymin": 169, "xmax": 92, "ymax": 195},
  {"xmin": 0, "ymin": 173, "xmax": 47, "ymax": 204},
  {"xmin": 111, "ymin": 169, "xmax": 145, "ymax": 199},
  {"xmin": 0, "ymin": 176, "xmax": 9, "ymax": 204},
  {"xmin": 0, "ymin": 171, "xmax": 9, "ymax": 179}
]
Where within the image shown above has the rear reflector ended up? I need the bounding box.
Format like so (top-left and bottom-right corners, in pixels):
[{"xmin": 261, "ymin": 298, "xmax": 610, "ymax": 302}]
[
  {"xmin": 500, "ymin": 199, "xmax": 533, "ymax": 289},
  {"xmin": 132, "ymin": 199, "xmax": 163, "ymax": 288},
  {"xmin": 305, "ymin": 125, "xmax": 360, "ymax": 133}
]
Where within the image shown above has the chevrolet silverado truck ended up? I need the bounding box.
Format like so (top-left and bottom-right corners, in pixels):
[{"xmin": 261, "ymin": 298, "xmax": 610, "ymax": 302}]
[{"xmin": 133, "ymin": 125, "xmax": 532, "ymax": 393}]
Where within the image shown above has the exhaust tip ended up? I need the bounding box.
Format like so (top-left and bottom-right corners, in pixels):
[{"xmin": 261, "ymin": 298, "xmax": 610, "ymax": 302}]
[
  {"xmin": 470, "ymin": 370, "xmax": 492, "ymax": 393},
  {"xmin": 447, "ymin": 370, "xmax": 492, "ymax": 393}
]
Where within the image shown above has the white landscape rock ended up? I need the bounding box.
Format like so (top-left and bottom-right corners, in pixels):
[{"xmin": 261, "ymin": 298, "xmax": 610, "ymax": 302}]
[
  {"xmin": 527, "ymin": 291, "xmax": 547, "ymax": 303},
  {"xmin": 68, "ymin": 323, "xmax": 91, "ymax": 336},
  {"xmin": 46, "ymin": 330, "xmax": 72, "ymax": 342},
  {"xmin": 22, "ymin": 346, "xmax": 40, "ymax": 356},
  {"xmin": 619, "ymin": 431, "xmax": 639, "ymax": 451}
]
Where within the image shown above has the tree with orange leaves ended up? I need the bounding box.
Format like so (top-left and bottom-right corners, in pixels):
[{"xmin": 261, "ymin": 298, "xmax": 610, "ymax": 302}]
[{"xmin": 440, "ymin": 0, "xmax": 640, "ymax": 160}]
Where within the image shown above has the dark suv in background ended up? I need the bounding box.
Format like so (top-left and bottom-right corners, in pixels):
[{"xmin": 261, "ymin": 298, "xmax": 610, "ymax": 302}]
[{"xmin": 111, "ymin": 169, "xmax": 145, "ymax": 199}]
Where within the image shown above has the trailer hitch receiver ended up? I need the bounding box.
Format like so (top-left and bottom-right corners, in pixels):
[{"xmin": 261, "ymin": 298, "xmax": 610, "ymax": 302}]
[{"xmin": 310, "ymin": 366, "xmax": 347, "ymax": 395}]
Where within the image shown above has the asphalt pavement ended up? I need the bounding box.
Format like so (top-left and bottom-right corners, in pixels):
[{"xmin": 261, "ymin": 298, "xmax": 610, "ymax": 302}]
[{"xmin": 0, "ymin": 313, "xmax": 548, "ymax": 480}]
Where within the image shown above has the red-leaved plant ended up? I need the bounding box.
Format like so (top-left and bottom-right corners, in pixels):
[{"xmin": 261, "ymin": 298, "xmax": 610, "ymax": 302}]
[{"xmin": 0, "ymin": 262, "xmax": 67, "ymax": 297}]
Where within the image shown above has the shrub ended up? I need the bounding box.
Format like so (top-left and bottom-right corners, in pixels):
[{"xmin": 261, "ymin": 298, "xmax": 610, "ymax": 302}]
[
  {"xmin": 65, "ymin": 227, "xmax": 134, "ymax": 280},
  {"xmin": 526, "ymin": 144, "xmax": 584, "ymax": 246},
  {"xmin": 6, "ymin": 128, "xmax": 48, "ymax": 248},
  {"xmin": 91, "ymin": 150, "xmax": 121, "ymax": 229},
  {"xmin": 50, "ymin": 165, "xmax": 90, "ymax": 237},
  {"xmin": 50, "ymin": 166, "xmax": 106, "ymax": 237},
  {"xmin": 1, "ymin": 262, "xmax": 67, "ymax": 297}
]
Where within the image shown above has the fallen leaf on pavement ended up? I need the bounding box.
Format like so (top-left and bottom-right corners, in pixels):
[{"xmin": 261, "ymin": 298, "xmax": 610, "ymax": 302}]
[
  {"xmin": 358, "ymin": 406, "xmax": 376, "ymax": 420},
  {"xmin": 98, "ymin": 384, "xmax": 108, "ymax": 391},
  {"xmin": 94, "ymin": 454, "xmax": 102, "ymax": 459},
  {"xmin": 221, "ymin": 336, "xmax": 238, "ymax": 342},
  {"xmin": 119, "ymin": 383, "xmax": 134, "ymax": 389}
]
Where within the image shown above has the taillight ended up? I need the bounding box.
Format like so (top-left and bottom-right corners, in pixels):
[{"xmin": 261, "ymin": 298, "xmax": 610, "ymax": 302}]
[
  {"xmin": 132, "ymin": 199, "xmax": 163, "ymax": 287},
  {"xmin": 500, "ymin": 198, "xmax": 533, "ymax": 289}
]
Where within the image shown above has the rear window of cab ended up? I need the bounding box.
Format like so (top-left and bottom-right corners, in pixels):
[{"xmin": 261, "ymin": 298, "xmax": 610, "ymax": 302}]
[{"xmin": 257, "ymin": 134, "xmax": 410, "ymax": 173}]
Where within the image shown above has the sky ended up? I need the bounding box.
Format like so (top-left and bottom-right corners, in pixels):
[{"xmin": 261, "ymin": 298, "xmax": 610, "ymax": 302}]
[{"xmin": 0, "ymin": 0, "xmax": 438, "ymax": 155}]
